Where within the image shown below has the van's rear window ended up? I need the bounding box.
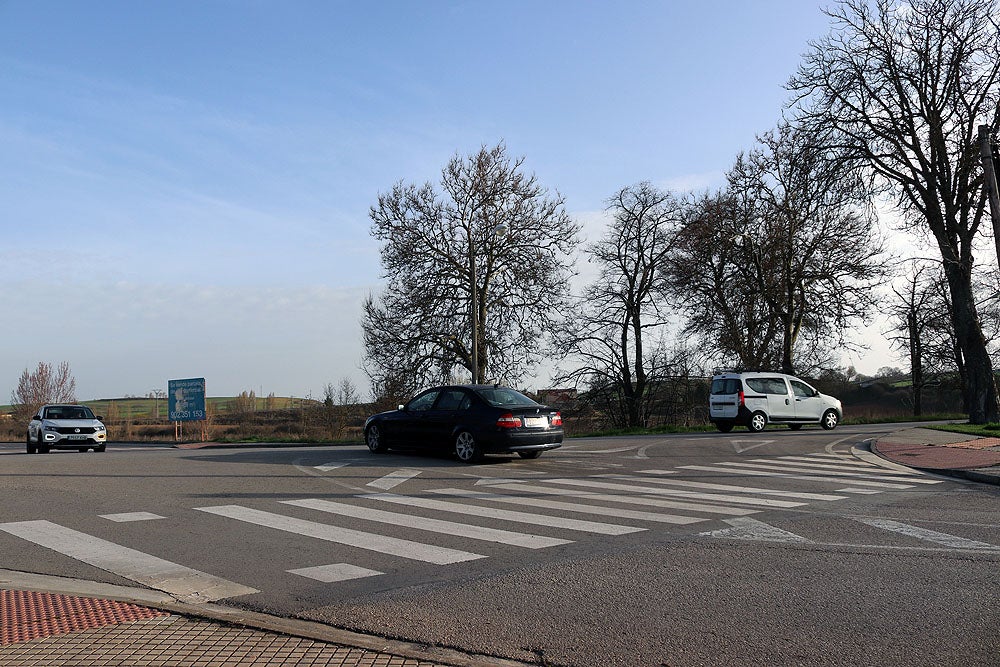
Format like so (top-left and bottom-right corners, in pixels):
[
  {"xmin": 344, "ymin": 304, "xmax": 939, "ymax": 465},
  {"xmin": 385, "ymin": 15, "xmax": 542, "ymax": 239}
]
[{"xmin": 710, "ymin": 379, "xmax": 741, "ymax": 395}]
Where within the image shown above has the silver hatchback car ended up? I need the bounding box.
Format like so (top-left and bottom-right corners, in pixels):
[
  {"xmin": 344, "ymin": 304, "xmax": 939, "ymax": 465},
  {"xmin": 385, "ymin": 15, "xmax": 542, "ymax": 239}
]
[{"xmin": 27, "ymin": 404, "xmax": 108, "ymax": 453}]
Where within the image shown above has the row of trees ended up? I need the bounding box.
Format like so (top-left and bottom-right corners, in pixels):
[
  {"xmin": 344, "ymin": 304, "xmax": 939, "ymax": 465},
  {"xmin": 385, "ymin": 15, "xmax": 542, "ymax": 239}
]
[{"xmin": 362, "ymin": 0, "xmax": 1000, "ymax": 427}]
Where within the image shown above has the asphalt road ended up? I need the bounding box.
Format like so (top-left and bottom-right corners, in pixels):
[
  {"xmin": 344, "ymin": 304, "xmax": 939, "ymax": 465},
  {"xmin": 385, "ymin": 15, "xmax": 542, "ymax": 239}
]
[{"xmin": 1, "ymin": 423, "xmax": 997, "ymax": 666}]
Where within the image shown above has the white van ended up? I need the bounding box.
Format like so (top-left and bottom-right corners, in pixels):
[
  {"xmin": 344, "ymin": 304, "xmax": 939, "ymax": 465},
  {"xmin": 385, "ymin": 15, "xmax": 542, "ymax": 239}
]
[{"xmin": 709, "ymin": 371, "xmax": 843, "ymax": 432}]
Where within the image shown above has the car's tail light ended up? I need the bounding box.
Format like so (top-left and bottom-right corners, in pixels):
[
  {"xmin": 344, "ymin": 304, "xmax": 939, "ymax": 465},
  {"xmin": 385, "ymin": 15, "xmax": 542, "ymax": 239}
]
[
  {"xmin": 551, "ymin": 412, "xmax": 563, "ymax": 426},
  {"xmin": 738, "ymin": 390, "xmax": 745, "ymax": 407},
  {"xmin": 496, "ymin": 413, "xmax": 522, "ymax": 428}
]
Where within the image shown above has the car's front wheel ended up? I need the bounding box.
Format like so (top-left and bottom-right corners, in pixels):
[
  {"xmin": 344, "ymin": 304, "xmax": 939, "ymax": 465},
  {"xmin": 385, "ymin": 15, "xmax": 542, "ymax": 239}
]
[
  {"xmin": 26, "ymin": 431, "xmax": 36, "ymax": 454},
  {"xmin": 747, "ymin": 411, "xmax": 768, "ymax": 432},
  {"xmin": 821, "ymin": 409, "xmax": 839, "ymax": 430},
  {"xmin": 366, "ymin": 424, "xmax": 386, "ymax": 453},
  {"xmin": 454, "ymin": 431, "xmax": 482, "ymax": 463}
]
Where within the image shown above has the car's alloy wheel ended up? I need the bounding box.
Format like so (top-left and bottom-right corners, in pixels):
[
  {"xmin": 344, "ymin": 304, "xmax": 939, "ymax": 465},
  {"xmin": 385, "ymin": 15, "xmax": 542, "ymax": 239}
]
[
  {"xmin": 454, "ymin": 431, "xmax": 481, "ymax": 463},
  {"xmin": 748, "ymin": 411, "xmax": 767, "ymax": 432},
  {"xmin": 366, "ymin": 425, "xmax": 386, "ymax": 453},
  {"xmin": 822, "ymin": 410, "xmax": 839, "ymax": 430}
]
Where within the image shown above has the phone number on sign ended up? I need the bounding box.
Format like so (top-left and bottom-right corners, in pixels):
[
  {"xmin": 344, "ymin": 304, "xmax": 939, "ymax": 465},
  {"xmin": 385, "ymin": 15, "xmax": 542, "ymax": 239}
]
[{"xmin": 170, "ymin": 410, "xmax": 205, "ymax": 420}]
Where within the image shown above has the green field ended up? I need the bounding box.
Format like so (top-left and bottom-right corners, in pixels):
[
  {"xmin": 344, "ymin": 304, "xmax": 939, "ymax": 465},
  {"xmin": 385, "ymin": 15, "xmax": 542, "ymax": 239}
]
[{"xmin": 1, "ymin": 396, "xmax": 321, "ymax": 419}]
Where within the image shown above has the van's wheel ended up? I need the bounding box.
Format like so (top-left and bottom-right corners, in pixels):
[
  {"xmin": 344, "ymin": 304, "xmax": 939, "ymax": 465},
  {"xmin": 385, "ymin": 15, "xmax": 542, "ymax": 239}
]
[
  {"xmin": 821, "ymin": 410, "xmax": 840, "ymax": 430},
  {"xmin": 454, "ymin": 431, "xmax": 482, "ymax": 463},
  {"xmin": 747, "ymin": 412, "xmax": 768, "ymax": 432},
  {"xmin": 715, "ymin": 422, "xmax": 734, "ymax": 433}
]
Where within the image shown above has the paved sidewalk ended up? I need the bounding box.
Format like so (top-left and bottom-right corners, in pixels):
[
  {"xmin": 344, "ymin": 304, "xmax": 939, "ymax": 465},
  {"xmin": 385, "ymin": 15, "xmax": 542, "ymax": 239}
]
[
  {"xmin": 0, "ymin": 573, "xmax": 530, "ymax": 667},
  {"xmin": 872, "ymin": 426, "xmax": 1000, "ymax": 486}
]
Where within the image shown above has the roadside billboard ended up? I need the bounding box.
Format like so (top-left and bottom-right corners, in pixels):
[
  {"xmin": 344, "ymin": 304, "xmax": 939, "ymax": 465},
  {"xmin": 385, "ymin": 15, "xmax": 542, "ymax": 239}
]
[{"xmin": 168, "ymin": 378, "xmax": 206, "ymax": 422}]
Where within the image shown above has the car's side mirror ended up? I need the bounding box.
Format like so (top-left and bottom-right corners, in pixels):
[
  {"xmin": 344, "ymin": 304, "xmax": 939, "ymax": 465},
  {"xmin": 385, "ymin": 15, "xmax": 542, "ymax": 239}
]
[
  {"xmin": 32, "ymin": 415, "xmax": 40, "ymax": 421},
  {"xmin": 97, "ymin": 416, "xmax": 103, "ymax": 421}
]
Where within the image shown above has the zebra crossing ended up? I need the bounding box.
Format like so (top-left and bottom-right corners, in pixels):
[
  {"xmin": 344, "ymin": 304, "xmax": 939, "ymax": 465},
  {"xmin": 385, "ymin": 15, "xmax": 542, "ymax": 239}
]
[{"xmin": 1, "ymin": 452, "xmax": 994, "ymax": 602}]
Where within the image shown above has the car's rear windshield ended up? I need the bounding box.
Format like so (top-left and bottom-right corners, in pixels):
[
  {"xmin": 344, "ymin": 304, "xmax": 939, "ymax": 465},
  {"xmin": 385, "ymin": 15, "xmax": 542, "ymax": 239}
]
[
  {"xmin": 44, "ymin": 406, "xmax": 95, "ymax": 420},
  {"xmin": 710, "ymin": 378, "xmax": 742, "ymax": 395},
  {"xmin": 475, "ymin": 387, "xmax": 540, "ymax": 408}
]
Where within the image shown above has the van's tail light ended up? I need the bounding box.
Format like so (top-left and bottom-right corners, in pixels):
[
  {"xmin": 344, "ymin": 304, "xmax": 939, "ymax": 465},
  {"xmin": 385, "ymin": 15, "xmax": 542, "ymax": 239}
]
[
  {"xmin": 496, "ymin": 413, "xmax": 522, "ymax": 428},
  {"xmin": 738, "ymin": 390, "xmax": 745, "ymax": 407},
  {"xmin": 551, "ymin": 412, "xmax": 563, "ymax": 426}
]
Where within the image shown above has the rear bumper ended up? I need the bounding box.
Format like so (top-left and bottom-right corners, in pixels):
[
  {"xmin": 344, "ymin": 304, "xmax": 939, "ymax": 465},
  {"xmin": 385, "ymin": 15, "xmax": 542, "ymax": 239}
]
[{"xmin": 478, "ymin": 429, "xmax": 563, "ymax": 453}]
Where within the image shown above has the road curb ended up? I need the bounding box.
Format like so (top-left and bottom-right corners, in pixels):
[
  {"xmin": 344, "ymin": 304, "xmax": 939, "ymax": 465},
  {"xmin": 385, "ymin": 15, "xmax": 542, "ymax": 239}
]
[{"xmin": 0, "ymin": 569, "xmax": 535, "ymax": 667}]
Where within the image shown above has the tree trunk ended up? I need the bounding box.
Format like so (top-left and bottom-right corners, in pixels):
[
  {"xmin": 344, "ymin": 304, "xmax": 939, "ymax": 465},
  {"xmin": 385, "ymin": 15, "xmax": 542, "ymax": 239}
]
[
  {"xmin": 908, "ymin": 311, "xmax": 922, "ymax": 417},
  {"xmin": 943, "ymin": 261, "xmax": 999, "ymax": 423}
]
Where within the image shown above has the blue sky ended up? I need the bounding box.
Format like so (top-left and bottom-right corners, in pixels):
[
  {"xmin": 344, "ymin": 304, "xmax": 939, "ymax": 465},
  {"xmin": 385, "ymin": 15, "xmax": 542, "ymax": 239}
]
[{"xmin": 0, "ymin": 1, "xmax": 897, "ymax": 401}]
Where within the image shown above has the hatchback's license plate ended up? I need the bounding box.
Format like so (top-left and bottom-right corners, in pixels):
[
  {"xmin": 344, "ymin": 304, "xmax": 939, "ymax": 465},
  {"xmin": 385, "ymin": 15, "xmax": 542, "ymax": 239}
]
[{"xmin": 523, "ymin": 417, "xmax": 548, "ymax": 428}]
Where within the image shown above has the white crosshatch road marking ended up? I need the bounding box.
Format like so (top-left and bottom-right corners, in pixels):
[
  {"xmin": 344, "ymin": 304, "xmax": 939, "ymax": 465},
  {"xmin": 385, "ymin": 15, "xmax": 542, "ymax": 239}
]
[
  {"xmin": 483, "ymin": 482, "xmax": 760, "ymax": 516},
  {"xmin": 739, "ymin": 459, "xmax": 944, "ymax": 484},
  {"xmin": 362, "ymin": 492, "xmax": 644, "ymax": 535},
  {"xmin": 282, "ymin": 498, "xmax": 571, "ymax": 548},
  {"xmin": 367, "ymin": 468, "xmax": 422, "ymax": 490},
  {"xmin": 287, "ymin": 563, "xmax": 382, "ymax": 583},
  {"xmin": 195, "ymin": 505, "xmax": 485, "ymax": 565},
  {"xmin": 678, "ymin": 464, "xmax": 918, "ymax": 489},
  {"xmin": 700, "ymin": 517, "xmax": 812, "ymax": 543},
  {"xmin": 542, "ymin": 478, "xmax": 806, "ymax": 508},
  {"xmin": 100, "ymin": 512, "xmax": 165, "ymax": 522},
  {"xmin": 854, "ymin": 518, "xmax": 999, "ymax": 550},
  {"xmin": 597, "ymin": 474, "xmax": 848, "ymax": 501},
  {"xmin": 428, "ymin": 488, "xmax": 707, "ymax": 525},
  {"xmin": 0, "ymin": 520, "xmax": 257, "ymax": 602}
]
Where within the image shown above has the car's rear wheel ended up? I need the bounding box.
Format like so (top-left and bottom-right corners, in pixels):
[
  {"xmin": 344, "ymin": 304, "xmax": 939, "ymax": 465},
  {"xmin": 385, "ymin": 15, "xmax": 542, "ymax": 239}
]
[
  {"xmin": 454, "ymin": 431, "xmax": 482, "ymax": 463},
  {"xmin": 26, "ymin": 432, "xmax": 36, "ymax": 454},
  {"xmin": 366, "ymin": 424, "xmax": 386, "ymax": 453},
  {"xmin": 517, "ymin": 451, "xmax": 542, "ymax": 459},
  {"xmin": 821, "ymin": 409, "xmax": 839, "ymax": 430},
  {"xmin": 715, "ymin": 421, "xmax": 734, "ymax": 433},
  {"xmin": 747, "ymin": 411, "xmax": 768, "ymax": 432}
]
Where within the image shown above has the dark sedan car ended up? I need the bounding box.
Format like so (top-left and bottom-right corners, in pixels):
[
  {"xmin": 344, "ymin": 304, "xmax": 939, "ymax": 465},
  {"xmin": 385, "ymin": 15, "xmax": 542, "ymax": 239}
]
[{"xmin": 364, "ymin": 384, "xmax": 563, "ymax": 463}]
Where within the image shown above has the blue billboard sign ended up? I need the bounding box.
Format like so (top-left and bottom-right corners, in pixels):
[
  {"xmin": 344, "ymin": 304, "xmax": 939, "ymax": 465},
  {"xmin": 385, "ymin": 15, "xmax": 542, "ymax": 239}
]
[{"xmin": 168, "ymin": 378, "xmax": 206, "ymax": 422}]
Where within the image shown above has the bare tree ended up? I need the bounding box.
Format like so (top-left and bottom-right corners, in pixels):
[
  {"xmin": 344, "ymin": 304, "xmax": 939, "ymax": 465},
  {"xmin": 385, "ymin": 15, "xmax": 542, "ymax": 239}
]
[
  {"xmin": 789, "ymin": 0, "xmax": 1000, "ymax": 422},
  {"xmin": 665, "ymin": 123, "xmax": 887, "ymax": 374},
  {"xmin": 363, "ymin": 142, "xmax": 580, "ymax": 392},
  {"xmin": 11, "ymin": 361, "xmax": 77, "ymax": 422},
  {"xmin": 552, "ymin": 183, "xmax": 680, "ymax": 429}
]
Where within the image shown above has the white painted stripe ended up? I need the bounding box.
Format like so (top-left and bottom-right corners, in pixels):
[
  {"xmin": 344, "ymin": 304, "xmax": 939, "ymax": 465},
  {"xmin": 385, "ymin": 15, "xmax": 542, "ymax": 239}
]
[
  {"xmin": 777, "ymin": 455, "xmax": 882, "ymax": 468},
  {"xmin": 0, "ymin": 520, "xmax": 257, "ymax": 602},
  {"xmin": 367, "ymin": 468, "xmax": 422, "ymax": 490},
  {"xmin": 543, "ymin": 478, "xmax": 805, "ymax": 508},
  {"xmin": 836, "ymin": 488, "xmax": 883, "ymax": 495},
  {"xmin": 99, "ymin": 512, "xmax": 165, "ymax": 523},
  {"xmin": 487, "ymin": 483, "xmax": 759, "ymax": 516},
  {"xmin": 362, "ymin": 492, "xmax": 643, "ymax": 535},
  {"xmin": 598, "ymin": 474, "xmax": 847, "ymax": 501},
  {"xmin": 287, "ymin": 563, "xmax": 382, "ymax": 583},
  {"xmin": 315, "ymin": 462, "xmax": 349, "ymax": 472},
  {"xmin": 740, "ymin": 460, "xmax": 943, "ymax": 484},
  {"xmin": 637, "ymin": 470, "xmax": 677, "ymax": 475},
  {"xmin": 678, "ymin": 464, "xmax": 909, "ymax": 489},
  {"xmin": 700, "ymin": 517, "xmax": 812, "ymax": 543},
  {"xmin": 766, "ymin": 456, "xmax": 919, "ymax": 476},
  {"xmin": 429, "ymin": 488, "xmax": 706, "ymax": 525},
  {"xmin": 282, "ymin": 498, "xmax": 569, "ymax": 548},
  {"xmin": 195, "ymin": 505, "xmax": 483, "ymax": 565},
  {"xmin": 855, "ymin": 518, "xmax": 998, "ymax": 550}
]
